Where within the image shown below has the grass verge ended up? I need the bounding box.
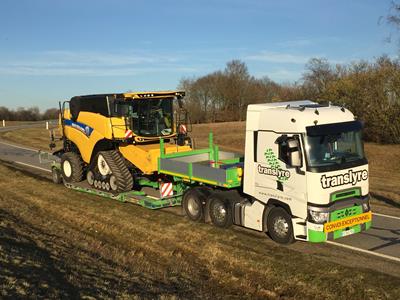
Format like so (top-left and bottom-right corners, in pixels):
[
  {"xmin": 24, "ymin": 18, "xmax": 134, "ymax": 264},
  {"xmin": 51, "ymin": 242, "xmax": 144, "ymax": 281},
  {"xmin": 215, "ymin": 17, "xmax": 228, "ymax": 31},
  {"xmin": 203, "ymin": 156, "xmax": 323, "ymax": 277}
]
[{"xmin": 0, "ymin": 162, "xmax": 399, "ymax": 299}]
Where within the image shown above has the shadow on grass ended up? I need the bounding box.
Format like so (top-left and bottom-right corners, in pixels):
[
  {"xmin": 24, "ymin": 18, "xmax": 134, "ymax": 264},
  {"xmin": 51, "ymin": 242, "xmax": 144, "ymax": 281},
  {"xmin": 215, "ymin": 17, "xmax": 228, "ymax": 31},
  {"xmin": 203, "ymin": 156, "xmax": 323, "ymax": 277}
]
[
  {"xmin": 0, "ymin": 209, "xmax": 198, "ymax": 299},
  {"xmin": 371, "ymin": 192, "xmax": 400, "ymax": 209}
]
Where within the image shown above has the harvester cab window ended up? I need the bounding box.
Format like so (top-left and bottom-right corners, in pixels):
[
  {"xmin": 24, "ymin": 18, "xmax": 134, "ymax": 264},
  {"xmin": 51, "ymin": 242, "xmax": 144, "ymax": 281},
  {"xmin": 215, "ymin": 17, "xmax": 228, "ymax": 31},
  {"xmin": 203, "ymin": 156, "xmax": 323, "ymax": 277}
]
[
  {"xmin": 116, "ymin": 98, "xmax": 173, "ymax": 137},
  {"xmin": 113, "ymin": 101, "xmax": 132, "ymax": 117}
]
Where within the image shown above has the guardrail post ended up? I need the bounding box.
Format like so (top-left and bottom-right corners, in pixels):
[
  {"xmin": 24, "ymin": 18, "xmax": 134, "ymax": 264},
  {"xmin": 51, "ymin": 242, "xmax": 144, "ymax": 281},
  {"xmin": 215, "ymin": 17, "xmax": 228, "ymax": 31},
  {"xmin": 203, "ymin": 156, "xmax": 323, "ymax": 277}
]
[
  {"xmin": 2, "ymin": 120, "xmax": 5, "ymax": 127},
  {"xmin": 46, "ymin": 121, "xmax": 49, "ymax": 130}
]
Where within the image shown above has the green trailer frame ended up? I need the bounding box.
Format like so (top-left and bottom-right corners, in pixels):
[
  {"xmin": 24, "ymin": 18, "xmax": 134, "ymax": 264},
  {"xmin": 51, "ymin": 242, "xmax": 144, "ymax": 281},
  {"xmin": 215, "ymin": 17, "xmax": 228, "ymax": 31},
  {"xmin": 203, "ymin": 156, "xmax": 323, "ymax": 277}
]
[
  {"xmin": 158, "ymin": 133, "xmax": 243, "ymax": 188},
  {"xmin": 47, "ymin": 132, "xmax": 244, "ymax": 210}
]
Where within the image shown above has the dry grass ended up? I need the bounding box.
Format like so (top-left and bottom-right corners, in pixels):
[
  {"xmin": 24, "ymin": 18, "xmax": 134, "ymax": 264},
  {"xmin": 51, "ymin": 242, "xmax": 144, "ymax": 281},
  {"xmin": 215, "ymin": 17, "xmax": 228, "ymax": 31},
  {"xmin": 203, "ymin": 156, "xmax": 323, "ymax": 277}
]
[
  {"xmin": 0, "ymin": 124, "xmax": 62, "ymax": 151},
  {"xmin": 0, "ymin": 162, "xmax": 399, "ymax": 299}
]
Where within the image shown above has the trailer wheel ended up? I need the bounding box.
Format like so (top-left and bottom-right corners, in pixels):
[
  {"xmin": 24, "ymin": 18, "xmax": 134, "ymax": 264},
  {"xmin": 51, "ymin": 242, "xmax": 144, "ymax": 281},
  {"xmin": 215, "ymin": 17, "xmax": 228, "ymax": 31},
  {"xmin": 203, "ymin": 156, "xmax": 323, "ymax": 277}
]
[
  {"xmin": 61, "ymin": 152, "xmax": 84, "ymax": 183},
  {"xmin": 266, "ymin": 207, "xmax": 294, "ymax": 244},
  {"xmin": 209, "ymin": 194, "xmax": 233, "ymax": 228},
  {"xmin": 183, "ymin": 189, "xmax": 205, "ymax": 222},
  {"xmin": 51, "ymin": 167, "xmax": 62, "ymax": 184}
]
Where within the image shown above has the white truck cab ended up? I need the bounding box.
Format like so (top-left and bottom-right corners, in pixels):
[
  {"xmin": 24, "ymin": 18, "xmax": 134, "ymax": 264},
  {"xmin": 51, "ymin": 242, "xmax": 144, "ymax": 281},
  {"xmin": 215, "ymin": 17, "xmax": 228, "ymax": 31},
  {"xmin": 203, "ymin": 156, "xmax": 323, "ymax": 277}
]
[{"xmin": 241, "ymin": 101, "xmax": 371, "ymax": 243}]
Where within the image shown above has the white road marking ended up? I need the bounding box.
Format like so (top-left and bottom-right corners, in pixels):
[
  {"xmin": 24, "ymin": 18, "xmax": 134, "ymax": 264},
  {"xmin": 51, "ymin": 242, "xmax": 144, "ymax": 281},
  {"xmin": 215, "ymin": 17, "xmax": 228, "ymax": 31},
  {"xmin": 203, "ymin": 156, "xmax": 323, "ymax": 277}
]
[
  {"xmin": 373, "ymin": 212, "xmax": 400, "ymax": 220},
  {"xmin": 327, "ymin": 241, "xmax": 400, "ymax": 263},
  {"xmin": 0, "ymin": 141, "xmax": 38, "ymax": 152},
  {"xmin": 15, "ymin": 161, "xmax": 52, "ymax": 173}
]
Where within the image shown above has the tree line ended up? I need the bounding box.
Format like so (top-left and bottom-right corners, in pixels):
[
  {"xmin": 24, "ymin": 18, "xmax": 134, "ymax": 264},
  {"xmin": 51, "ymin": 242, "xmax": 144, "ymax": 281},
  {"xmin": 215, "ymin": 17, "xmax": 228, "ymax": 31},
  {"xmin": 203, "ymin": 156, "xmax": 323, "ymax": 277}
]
[
  {"xmin": 0, "ymin": 107, "xmax": 59, "ymax": 121},
  {"xmin": 179, "ymin": 56, "xmax": 400, "ymax": 144}
]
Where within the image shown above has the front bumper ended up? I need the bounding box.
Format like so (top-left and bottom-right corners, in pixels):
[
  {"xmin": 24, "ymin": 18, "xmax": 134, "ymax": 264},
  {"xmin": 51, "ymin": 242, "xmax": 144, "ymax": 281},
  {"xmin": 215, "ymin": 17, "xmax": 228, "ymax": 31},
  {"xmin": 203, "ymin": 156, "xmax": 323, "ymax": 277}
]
[{"xmin": 306, "ymin": 196, "xmax": 372, "ymax": 243}]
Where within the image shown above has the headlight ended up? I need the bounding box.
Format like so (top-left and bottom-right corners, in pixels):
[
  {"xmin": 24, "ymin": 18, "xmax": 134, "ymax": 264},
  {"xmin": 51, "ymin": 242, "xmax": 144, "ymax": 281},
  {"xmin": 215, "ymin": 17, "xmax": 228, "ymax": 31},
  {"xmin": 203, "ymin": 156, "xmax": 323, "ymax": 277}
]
[
  {"xmin": 309, "ymin": 210, "xmax": 329, "ymax": 224},
  {"xmin": 362, "ymin": 202, "xmax": 370, "ymax": 212}
]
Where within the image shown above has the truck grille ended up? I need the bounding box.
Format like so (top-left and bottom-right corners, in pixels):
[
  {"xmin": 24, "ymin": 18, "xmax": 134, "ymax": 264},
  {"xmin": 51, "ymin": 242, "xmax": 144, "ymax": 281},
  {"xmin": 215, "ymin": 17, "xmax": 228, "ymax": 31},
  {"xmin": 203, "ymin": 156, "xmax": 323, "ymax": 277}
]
[{"xmin": 332, "ymin": 206, "xmax": 359, "ymax": 220}]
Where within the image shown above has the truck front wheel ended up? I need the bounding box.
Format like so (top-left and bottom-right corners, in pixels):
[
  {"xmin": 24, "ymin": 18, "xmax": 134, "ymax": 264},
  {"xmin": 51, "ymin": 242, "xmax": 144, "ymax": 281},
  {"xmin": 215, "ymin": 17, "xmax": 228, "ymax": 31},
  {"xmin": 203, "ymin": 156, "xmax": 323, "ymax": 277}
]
[
  {"xmin": 266, "ymin": 207, "xmax": 294, "ymax": 244},
  {"xmin": 209, "ymin": 194, "xmax": 233, "ymax": 228}
]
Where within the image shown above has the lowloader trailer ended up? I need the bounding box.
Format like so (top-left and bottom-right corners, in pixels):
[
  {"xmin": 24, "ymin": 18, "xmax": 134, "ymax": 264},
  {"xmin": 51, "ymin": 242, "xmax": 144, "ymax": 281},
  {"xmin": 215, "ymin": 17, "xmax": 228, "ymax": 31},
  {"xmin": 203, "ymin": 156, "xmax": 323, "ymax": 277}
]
[{"xmin": 49, "ymin": 96, "xmax": 372, "ymax": 244}]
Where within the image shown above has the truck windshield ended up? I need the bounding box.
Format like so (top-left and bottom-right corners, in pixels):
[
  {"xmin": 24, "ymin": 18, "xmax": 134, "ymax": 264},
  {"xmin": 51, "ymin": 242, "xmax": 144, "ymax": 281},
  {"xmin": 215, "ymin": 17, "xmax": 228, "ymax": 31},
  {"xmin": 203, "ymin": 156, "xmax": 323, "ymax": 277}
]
[
  {"xmin": 305, "ymin": 121, "xmax": 366, "ymax": 171},
  {"xmin": 115, "ymin": 98, "xmax": 173, "ymax": 137}
]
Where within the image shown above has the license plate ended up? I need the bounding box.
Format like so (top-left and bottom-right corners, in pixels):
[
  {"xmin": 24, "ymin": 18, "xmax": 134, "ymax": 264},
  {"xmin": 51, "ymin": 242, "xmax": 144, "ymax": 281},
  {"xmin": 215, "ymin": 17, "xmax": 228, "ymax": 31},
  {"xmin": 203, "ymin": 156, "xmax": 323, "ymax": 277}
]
[
  {"xmin": 341, "ymin": 229, "xmax": 355, "ymax": 237},
  {"xmin": 324, "ymin": 211, "xmax": 372, "ymax": 233}
]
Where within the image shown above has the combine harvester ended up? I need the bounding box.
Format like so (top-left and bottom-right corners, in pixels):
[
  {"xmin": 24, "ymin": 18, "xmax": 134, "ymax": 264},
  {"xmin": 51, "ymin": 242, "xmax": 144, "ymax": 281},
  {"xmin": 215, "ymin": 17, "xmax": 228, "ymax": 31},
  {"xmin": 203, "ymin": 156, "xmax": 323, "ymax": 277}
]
[{"xmin": 47, "ymin": 91, "xmax": 372, "ymax": 244}]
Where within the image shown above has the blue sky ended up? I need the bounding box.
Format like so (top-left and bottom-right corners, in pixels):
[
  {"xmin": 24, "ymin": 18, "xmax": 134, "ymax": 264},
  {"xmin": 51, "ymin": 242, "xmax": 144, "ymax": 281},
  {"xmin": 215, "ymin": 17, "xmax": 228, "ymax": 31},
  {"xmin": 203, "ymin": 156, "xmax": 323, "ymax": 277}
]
[{"xmin": 0, "ymin": 0, "xmax": 398, "ymax": 110}]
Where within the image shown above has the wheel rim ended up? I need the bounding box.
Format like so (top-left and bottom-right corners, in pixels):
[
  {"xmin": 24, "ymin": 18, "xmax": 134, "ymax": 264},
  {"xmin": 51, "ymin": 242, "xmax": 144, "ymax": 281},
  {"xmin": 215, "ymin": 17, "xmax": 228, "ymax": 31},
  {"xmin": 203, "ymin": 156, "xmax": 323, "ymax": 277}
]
[
  {"xmin": 187, "ymin": 196, "xmax": 200, "ymax": 217},
  {"xmin": 110, "ymin": 175, "xmax": 118, "ymax": 191},
  {"xmin": 87, "ymin": 170, "xmax": 94, "ymax": 185},
  {"xmin": 273, "ymin": 216, "xmax": 289, "ymax": 238},
  {"xmin": 212, "ymin": 201, "xmax": 226, "ymax": 223},
  {"xmin": 97, "ymin": 154, "xmax": 111, "ymax": 176},
  {"xmin": 63, "ymin": 160, "xmax": 72, "ymax": 177}
]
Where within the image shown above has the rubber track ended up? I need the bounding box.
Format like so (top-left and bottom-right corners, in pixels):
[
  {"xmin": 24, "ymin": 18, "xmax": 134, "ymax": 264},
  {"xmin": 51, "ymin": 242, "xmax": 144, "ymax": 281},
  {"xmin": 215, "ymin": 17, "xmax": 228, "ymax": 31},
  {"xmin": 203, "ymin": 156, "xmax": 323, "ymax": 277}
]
[{"xmin": 98, "ymin": 150, "xmax": 133, "ymax": 193}]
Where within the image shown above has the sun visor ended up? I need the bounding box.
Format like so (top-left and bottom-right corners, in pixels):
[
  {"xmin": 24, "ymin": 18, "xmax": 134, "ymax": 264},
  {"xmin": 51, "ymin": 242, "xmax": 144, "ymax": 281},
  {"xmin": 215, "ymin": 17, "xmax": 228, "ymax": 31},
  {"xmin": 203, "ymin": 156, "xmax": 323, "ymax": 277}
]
[{"xmin": 306, "ymin": 120, "xmax": 363, "ymax": 136}]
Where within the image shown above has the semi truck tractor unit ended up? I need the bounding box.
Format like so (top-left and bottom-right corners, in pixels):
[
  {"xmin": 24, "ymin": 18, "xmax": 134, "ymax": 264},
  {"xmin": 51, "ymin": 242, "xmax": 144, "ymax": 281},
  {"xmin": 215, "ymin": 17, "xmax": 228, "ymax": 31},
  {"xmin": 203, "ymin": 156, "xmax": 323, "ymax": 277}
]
[{"xmin": 50, "ymin": 96, "xmax": 371, "ymax": 244}]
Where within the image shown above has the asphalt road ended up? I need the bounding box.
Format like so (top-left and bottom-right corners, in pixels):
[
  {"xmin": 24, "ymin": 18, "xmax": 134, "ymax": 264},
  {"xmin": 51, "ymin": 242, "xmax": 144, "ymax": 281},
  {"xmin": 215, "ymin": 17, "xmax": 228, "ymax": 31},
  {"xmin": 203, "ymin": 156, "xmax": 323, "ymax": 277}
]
[{"xmin": 0, "ymin": 123, "xmax": 399, "ymax": 263}]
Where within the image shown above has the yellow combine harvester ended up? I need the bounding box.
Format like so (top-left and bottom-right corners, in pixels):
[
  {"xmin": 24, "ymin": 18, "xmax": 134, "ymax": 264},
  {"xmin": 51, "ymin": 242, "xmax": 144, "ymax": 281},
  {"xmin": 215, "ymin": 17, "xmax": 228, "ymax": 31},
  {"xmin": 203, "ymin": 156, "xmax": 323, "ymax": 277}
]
[{"xmin": 58, "ymin": 91, "xmax": 192, "ymax": 193}]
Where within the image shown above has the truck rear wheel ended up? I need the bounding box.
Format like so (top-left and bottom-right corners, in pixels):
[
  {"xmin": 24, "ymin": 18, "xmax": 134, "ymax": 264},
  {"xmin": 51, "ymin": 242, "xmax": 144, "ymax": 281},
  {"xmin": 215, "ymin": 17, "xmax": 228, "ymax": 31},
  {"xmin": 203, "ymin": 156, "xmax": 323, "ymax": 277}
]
[
  {"xmin": 61, "ymin": 152, "xmax": 84, "ymax": 183},
  {"xmin": 183, "ymin": 189, "xmax": 205, "ymax": 222},
  {"xmin": 266, "ymin": 207, "xmax": 294, "ymax": 244},
  {"xmin": 209, "ymin": 194, "xmax": 233, "ymax": 228}
]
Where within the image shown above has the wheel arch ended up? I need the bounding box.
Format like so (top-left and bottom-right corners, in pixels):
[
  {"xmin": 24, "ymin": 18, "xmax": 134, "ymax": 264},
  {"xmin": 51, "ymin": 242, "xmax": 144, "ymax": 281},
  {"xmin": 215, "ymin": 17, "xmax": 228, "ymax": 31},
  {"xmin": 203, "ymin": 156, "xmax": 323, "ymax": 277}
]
[
  {"xmin": 263, "ymin": 198, "xmax": 293, "ymax": 232},
  {"xmin": 90, "ymin": 139, "xmax": 115, "ymax": 163}
]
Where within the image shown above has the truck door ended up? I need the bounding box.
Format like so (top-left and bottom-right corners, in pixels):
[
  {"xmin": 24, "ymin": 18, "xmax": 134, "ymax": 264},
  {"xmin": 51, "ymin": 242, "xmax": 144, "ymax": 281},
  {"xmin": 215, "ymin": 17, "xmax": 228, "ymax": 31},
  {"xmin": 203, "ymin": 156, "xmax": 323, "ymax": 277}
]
[{"xmin": 254, "ymin": 131, "xmax": 307, "ymax": 218}]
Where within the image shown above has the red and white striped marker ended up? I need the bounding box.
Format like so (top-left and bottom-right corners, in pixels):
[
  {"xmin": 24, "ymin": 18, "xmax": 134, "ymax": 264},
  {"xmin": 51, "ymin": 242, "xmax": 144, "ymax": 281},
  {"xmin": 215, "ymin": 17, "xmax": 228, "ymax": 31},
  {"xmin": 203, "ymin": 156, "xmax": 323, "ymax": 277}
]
[
  {"xmin": 160, "ymin": 182, "xmax": 174, "ymax": 198},
  {"xmin": 179, "ymin": 124, "xmax": 187, "ymax": 134},
  {"xmin": 124, "ymin": 129, "xmax": 133, "ymax": 139}
]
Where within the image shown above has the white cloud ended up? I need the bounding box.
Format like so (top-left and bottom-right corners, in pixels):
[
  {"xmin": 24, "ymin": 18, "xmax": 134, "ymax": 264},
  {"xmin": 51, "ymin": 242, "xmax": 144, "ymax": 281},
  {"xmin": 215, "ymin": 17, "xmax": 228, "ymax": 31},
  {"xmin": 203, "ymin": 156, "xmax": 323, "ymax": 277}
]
[
  {"xmin": 277, "ymin": 39, "xmax": 313, "ymax": 48},
  {"xmin": 246, "ymin": 51, "xmax": 314, "ymax": 64},
  {"xmin": 254, "ymin": 69, "xmax": 303, "ymax": 82},
  {"xmin": 0, "ymin": 50, "xmax": 189, "ymax": 76}
]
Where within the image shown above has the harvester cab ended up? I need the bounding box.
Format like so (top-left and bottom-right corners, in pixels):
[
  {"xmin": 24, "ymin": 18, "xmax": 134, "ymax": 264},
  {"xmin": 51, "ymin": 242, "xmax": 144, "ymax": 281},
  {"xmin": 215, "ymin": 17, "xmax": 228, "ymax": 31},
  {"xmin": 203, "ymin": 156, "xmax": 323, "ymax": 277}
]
[{"xmin": 57, "ymin": 91, "xmax": 192, "ymax": 193}]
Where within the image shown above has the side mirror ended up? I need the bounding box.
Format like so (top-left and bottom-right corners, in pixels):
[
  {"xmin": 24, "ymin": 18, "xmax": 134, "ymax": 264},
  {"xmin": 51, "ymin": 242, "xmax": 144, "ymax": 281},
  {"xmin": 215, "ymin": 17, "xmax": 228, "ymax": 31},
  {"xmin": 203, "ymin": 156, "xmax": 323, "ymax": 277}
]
[{"xmin": 287, "ymin": 139, "xmax": 302, "ymax": 167}]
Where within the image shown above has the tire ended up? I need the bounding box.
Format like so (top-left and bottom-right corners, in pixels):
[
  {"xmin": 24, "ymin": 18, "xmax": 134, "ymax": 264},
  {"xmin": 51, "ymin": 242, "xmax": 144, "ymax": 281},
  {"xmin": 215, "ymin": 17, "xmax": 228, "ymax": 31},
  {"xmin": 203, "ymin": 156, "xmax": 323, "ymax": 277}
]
[
  {"xmin": 51, "ymin": 167, "xmax": 62, "ymax": 184},
  {"xmin": 61, "ymin": 152, "xmax": 84, "ymax": 183},
  {"xmin": 97, "ymin": 153, "xmax": 111, "ymax": 176},
  {"xmin": 266, "ymin": 207, "xmax": 294, "ymax": 244},
  {"xmin": 209, "ymin": 194, "xmax": 233, "ymax": 228},
  {"xmin": 183, "ymin": 189, "xmax": 205, "ymax": 222},
  {"xmin": 86, "ymin": 170, "xmax": 95, "ymax": 186}
]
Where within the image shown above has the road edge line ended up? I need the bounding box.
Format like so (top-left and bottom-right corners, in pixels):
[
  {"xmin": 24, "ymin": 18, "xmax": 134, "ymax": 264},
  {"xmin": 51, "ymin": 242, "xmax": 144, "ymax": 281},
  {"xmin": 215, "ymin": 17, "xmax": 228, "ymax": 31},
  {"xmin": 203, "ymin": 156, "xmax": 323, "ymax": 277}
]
[
  {"xmin": 373, "ymin": 212, "xmax": 400, "ymax": 220},
  {"xmin": 15, "ymin": 161, "xmax": 52, "ymax": 173},
  {"xmin": 0, "ymin": 140, "xmax": 39, "ymax": 152},
  {"xmin": 326, "ymin": 241, "xmax": 400, "ymax": 263}
]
